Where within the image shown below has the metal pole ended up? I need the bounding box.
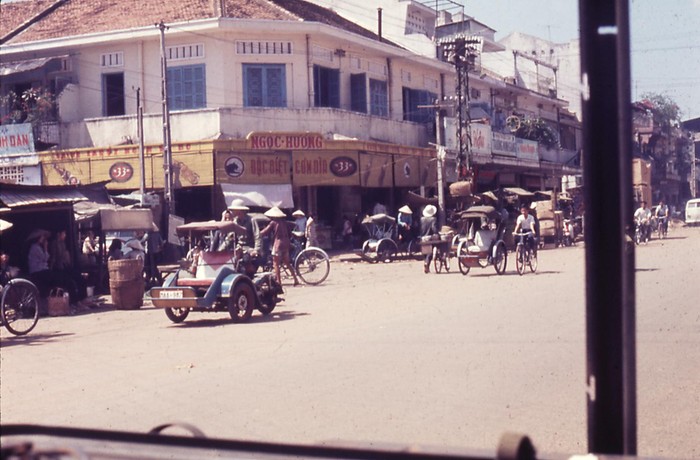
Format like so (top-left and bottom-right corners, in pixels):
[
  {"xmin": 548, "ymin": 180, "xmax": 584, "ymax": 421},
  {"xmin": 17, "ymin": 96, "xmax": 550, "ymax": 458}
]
[
  {"xmin": 579, "ymin": 0, "xmax": 636, "ymax": 454},
  {"xmin": 157, "ymin": 21, "xmax": 174, "ymax": 215},
  {"xmin": 136, "ymin": 87, "xmax": 146, "ymax": 207},
  {"xmin": 435, "ymin": 105, "xmax": 446, "ymax": 227}
]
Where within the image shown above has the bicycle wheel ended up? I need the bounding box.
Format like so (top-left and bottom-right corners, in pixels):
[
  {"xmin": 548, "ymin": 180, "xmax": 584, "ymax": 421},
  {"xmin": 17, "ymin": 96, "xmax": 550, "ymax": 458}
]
[
  {"xmin": 1, "ymin": 279, "xmax": 40, "ymax": 336},
  {"xmin": 493, "ymin": 242, "xmax": 508, "ymax": 275},
  {"xmin": 529, "ymin": 248, "xmax": 538, "ymax": 273},
  {"xmin": 457, "ymin": 240, "xmax": 470, "ymax": 275},
  {"xmin": 377, "ymin": 239, "xmax": 397, "ymax": 263},
  {"xmin": 515, "ymin": 245, "xmax": 526, "ymax": 276},
  {"xmin": 432, "ymin": 246, "xmax": 442, "ymax": 273},
  {"xmin": 295, "ymin": 248, "xmax": 330, "ymax": 285},
  {"xmin": 361, "ymin": 240, "xmax": 378, "ymax": 263}
]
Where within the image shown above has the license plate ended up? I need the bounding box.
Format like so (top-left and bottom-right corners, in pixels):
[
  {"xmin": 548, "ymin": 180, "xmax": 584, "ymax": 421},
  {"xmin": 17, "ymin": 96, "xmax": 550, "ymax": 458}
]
[{"xmin": 160, "ymin": 290, "xmax": 183, "ymax": 299}]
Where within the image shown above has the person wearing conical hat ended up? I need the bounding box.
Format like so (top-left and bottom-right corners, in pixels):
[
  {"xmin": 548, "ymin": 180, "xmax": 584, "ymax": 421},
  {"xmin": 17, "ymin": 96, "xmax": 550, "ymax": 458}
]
[
  {"xmin": 260, "ymin": 207, "xmax": 299, "ymax": 286},
  {"xmin": 420, "ymin": 205, "xmax": 438, "ymax": 273},
  {"xmin": 397, "ymin": 205, "xmax": 413, "ymax": 244},
  {"xmin": 292, "ymin": 209, "xmax": 307, "ymax": 234}
]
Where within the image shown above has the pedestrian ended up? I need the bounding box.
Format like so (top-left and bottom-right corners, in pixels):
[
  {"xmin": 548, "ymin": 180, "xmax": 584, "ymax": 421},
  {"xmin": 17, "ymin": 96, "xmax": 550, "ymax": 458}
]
[
  {"xmin": 305, "ymin": 213, "xmax": 319, "ymax": 248},
  {"xmin": 342, "ymin": 215, "xmax": 353, "ymax": 249},
  {"xmin": 397, "ymin": 205, "xmax": 413, "ymax": 243},
  {"xmin": 108, "ymin": 239, "xmax": 123, "ymax": 260},
  {"xmin": 293, "ymin": 210, "xmax": 307, "ymax": 234},
  {"xmin": 260, "ymin": 206, "xmax": 299, "ymax": 286},
  {"xmin": 420, "ymin": 205, "xmax": 438, "ymax": 273},
  {"xmin": 82, "ymin": 230, "xmax": 97, "ymax": 265}
]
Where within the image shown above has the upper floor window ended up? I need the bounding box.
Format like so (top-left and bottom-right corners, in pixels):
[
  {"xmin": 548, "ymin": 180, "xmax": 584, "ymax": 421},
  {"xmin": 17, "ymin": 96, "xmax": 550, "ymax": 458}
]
[
  {"xmin": 236, "ymin": 41, "xmax": 292, "ymax": 55},
  {"xmin": 167, "ymin": 64, "xmax": 206, "ymax": 110},
  {"xmin": 167, "ymin": 43, "xmax": 204, "ymax": 61},
  {"xmin": 313, "ymin": 65, "xmax": 340, "ymax": 108},
  {"xmin": 402, "ymin": 87, "xmax": 435, "ymax": 123},
  {"xmin": 350, "ymin": 73, "xmax": 367, "ymax": 113},
  {"xmin": 369, "ymin": 79, "xmax": 388, "ymax": 117},
  {"xmin": 103, "ymin": 72, "xmax": 125, "ymax": 117},
  {"xmin": 243, "ymin": 64, "xmax": 287, "ymax": 107}
]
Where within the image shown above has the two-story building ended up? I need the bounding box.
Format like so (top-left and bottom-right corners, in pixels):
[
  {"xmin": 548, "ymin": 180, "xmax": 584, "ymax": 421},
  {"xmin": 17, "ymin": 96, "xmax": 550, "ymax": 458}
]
[{"xmin": 1, "ymin": 0, "xmax": 456, "ymax": 229}]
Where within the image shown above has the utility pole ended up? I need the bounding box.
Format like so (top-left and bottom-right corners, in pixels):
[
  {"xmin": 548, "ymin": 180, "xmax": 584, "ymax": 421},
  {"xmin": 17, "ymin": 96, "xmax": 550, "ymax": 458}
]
[
  {"xmin": 437, "ymin": 35, "xmax": 482, "ymax": 181},
  {"xmin": 157, "ymin": 21, "xmax": 174, "ymax": 215},
  {"xmin": 135, "ymin": 87, "xmax": 146, "ymax": 207}
]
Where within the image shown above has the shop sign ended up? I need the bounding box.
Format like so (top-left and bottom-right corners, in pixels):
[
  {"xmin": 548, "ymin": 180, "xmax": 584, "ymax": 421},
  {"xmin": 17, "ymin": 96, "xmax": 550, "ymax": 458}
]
[
  {"xmin": 470, "ymin": 124, "xmax": 492, "ymax": 157},
  {"xmin": 216, "ymin": 152, "xmax": 291, "ymax": 184},
  {"xmin": 292, "ymin": 151, "xmax": 359, "ymax": 186},
  {"xmin": 44, "ymin": 161, "xmax": 87, "ymax": 186},
  {"xmin": 109, "ymin": 161, "xmax": 134, "ymax": 183},
  {"xmin": 359, "ymin": 153, "xmax": 391, "ymax": 187},
  {"xmin": 420, "ymin": 156, "xmax": 437, "ymax": 188},
  {"xmin": 492, "ymin": 132, "xmax": 517, "ymax": 157},
  {"xmin": 393, "ymin": 155, "xmax": 421, "ymax": 187},
  {"xmin": 516, "ymin": 138, "xmax": 539, "ymax": 163},
  {"xmin": 247, "ymin": 132, "xmax": 324, "ymax": 150},
  {"xmin": 152, "ymin": 151, "xmax": 212, "ymax": 189},
  {"xmin": 0, "ymin": 123, "xmax": 38, "ymax": 166}
]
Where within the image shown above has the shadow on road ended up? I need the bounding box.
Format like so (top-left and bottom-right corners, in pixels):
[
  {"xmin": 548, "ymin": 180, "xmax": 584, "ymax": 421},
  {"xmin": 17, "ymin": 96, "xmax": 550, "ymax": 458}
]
[
  {"xmin": 635, "ymin": 267, "xmax": 659, "ymax": 272},
  {"xmin": 0, "ymin": 331, "xmax": 75, "ymax": 348},
  {"xmin": 168, "ymin": 310, "xmax": 308, "ymax": 328}
]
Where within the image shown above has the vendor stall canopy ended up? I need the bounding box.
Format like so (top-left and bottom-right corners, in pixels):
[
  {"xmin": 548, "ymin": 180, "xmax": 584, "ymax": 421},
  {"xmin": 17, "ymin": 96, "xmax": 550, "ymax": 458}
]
[{"xmin": 100, "ymin": 209, "xmax": 157, "ymax": 232}]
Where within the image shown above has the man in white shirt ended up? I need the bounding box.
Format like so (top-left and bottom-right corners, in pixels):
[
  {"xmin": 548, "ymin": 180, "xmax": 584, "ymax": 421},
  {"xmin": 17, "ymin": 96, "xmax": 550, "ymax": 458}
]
[
  {"xmin": 634, "ymin": 201, "xmax": 652, "ymax": 242},
  {"xmin": 513, "ymin": 203, "xmax": 537, "ymax": 254}
]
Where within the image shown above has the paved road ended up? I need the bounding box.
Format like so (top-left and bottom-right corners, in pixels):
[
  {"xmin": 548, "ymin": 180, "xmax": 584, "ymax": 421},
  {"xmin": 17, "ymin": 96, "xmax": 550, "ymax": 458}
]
[{"xmin": 2, "ymin": 226, "xmax": 698, "ymax": 458}]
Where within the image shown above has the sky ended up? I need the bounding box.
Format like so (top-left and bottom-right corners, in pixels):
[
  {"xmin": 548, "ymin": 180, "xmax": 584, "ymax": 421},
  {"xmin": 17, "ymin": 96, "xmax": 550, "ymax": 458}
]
[{"xmin": 464, "ymin": 0, "xmax": 700, "ymax": 120}]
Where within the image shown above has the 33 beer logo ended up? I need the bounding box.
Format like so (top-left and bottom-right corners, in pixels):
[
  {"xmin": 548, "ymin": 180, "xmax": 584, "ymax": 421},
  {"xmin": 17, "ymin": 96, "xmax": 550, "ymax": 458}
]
[
  {"xmin": 109, "ymin": 162, "xmax": 134, "ymax": 183},
  {"xmin": 329, "ymin": 156, "xmax": 357, "ymax": 177}
]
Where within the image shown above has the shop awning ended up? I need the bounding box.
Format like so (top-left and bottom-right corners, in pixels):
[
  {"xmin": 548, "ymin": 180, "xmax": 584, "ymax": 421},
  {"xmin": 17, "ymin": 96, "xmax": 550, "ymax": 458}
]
[
  {"xmin": 0, "ymin": 186, "xmax": 87, "ymax": 208},
  {"xmin": 220, "ymin": 183, "xmax": 294, "ymax": 209},
  {"xmin": 100, "ymin": 208, "xmax": 157, "ymax": 232},
  {"xmin": 502, "ymin": 187, "xmax": 535, "ymax": 197},
  {"xmin": 0, "ymin": 56, "xmax": 65, "ymax": 77}
]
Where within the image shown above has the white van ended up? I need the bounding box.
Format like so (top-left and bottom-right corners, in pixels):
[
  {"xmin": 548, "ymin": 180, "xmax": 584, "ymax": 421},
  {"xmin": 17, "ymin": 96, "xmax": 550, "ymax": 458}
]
[{"xmin": 685, "ymin": 199, "xmax": 700, "ymax": 225}]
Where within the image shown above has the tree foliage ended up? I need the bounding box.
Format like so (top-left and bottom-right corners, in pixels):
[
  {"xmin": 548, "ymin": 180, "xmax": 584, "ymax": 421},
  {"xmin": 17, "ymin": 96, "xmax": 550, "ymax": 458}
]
[
  {"xmin": 515, "ymin": 117, "xmax": 559, "ymax": 149},
  {"xmin": 0, "ymin": 87, "xmax": 57, "ymax": 128},
  {"xmin": 640, "ymin": 92, "xmax": 681, "ymax": 132}
]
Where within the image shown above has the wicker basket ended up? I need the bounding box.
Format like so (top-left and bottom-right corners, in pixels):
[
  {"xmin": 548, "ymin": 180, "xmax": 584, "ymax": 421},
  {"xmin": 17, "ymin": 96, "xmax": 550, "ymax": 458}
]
[
  {"xmin": 109, "ymin": 278, "xmax": 144, "ymax": 310},
  {"xmin": 108, "ymin": 259, "xmax": 144, "ymax": 282}
]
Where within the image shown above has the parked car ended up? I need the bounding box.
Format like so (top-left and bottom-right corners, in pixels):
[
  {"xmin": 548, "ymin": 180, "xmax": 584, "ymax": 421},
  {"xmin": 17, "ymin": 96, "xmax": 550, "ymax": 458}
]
[{"xmin": 685, "ymin": 198, "xmax": 700, "ymax": 225}]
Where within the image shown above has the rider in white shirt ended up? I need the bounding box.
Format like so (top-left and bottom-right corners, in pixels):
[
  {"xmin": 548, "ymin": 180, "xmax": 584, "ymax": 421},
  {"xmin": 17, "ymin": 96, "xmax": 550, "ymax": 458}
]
[
  {"xmin": 634, "ymin": 201, "xmax": 652, "ymax": 241},
  {"xmin": 513, "ymin": 203, "xmax": 537, "ymax": 253}
]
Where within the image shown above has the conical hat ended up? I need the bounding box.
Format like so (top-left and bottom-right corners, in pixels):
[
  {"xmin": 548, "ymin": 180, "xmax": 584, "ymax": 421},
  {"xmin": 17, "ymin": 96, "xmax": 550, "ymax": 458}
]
[
  {"xmin": 398, "ymin": 205, "xmax": 412, "ymax": 214},
  {"xmin": 264, "ymin": 206, "xmax": 286, "ymax": 219}
]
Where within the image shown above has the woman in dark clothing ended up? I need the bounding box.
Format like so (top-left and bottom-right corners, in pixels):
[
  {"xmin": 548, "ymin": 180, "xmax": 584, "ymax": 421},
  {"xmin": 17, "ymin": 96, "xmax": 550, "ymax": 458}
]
[
  {"xmin": 259, "ymin": 206, "xmax": 299, "ymax": 286},
  {"xmin": 420, "ymin": 205, "xmax": 438, "ymax": 273}
]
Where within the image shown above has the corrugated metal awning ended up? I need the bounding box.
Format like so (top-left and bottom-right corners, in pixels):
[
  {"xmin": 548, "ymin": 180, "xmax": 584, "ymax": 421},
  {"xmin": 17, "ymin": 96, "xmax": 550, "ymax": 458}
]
[
  {"xmin": 0, "ymin": 187, "xmax": 87, "ymax": 208},
  {"xmin": 0, "ymin": 57, "xmax": 54, "ymax": 77}
]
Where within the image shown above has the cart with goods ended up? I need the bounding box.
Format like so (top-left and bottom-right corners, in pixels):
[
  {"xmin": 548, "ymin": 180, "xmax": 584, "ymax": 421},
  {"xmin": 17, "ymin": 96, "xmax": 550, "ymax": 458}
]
[
  {"xmin": 419, "ymin": 226, "xmax": 456, "ymax": 274},
  {"xmin": 454, "ymin": 206, "xmax": 508, "ymax": 276},
  {"xmin": 149, "ymin": 220, "xmax": 283, "ymax": 324}
]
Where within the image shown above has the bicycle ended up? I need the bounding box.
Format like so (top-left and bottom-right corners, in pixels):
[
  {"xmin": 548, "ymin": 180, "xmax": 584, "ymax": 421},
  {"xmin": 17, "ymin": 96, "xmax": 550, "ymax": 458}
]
[
  {"xmin": 1, "ymin": 278, "xmax": 40, "ymax": 336},
  {"xmin": 513, "ymin": 231, "xmax": 538, "ymax": 276},
  {"xmin": 656, "ymin": 216, "xmax": 668, "ymax": 239},
  {"xmin": 272, "ymin": 233, "xmax": 331, "ymax": 286}
]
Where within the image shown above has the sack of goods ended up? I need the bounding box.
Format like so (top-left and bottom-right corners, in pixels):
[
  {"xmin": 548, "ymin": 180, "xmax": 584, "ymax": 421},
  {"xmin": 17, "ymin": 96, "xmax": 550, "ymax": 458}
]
[{"xmin": 48, "ymin": 288, "xmax": 70, "ymax": 316}]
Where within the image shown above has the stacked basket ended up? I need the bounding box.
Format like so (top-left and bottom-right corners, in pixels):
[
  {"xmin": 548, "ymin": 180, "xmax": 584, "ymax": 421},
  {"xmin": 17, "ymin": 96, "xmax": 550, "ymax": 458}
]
[{"xmin": 108, "ymin": 259, "xmax": 144, "ymax": 309}]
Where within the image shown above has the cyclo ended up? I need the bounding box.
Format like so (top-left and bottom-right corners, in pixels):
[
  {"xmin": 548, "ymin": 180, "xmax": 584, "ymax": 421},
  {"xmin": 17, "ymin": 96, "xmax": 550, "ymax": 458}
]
[
  {"xmin": 359, "ymin": 213, "xmax": 400, "ymax": 263},
  {"xmin": 453, "ymin": 205, "xmax": 508, "ymax": 276},
  {"xmin": 149, "ymin": 220, "xmax": 283, "ymax": 324}
]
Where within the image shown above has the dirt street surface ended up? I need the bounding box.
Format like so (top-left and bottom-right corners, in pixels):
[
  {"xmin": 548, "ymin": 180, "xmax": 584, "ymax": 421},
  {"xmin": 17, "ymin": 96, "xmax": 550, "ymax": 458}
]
[{"xmin": 2, "ymin": 226, "xmax": 699, "ymax": 458}]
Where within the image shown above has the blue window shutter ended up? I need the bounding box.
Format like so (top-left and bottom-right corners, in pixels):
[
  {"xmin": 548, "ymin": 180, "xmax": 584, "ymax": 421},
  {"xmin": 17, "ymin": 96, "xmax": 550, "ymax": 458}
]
[
  {"xmin": 329, "ymin": 68, "xmax": 340, "ymax": 108},
  {"xmin": 313, "ymin": 65, "xmax": 322, "ymax": 106},
  {"xmin": 243, "ymin": 64, "xmax": 286, "ymax": 107}
]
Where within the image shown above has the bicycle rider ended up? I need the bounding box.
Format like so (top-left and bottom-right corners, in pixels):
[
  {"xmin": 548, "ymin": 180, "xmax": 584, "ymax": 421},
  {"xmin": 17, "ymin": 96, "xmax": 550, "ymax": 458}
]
[
  {"xmin": 633, "ymin": 201, "xmax": 652, "ymax": 242},
  {"xmin": 513, "ymin": 203, "xmax": 537, "ymax": 255},
  {"xmin": 655, "ymin": 199, "xmax": 669, "ymax": 235}
]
